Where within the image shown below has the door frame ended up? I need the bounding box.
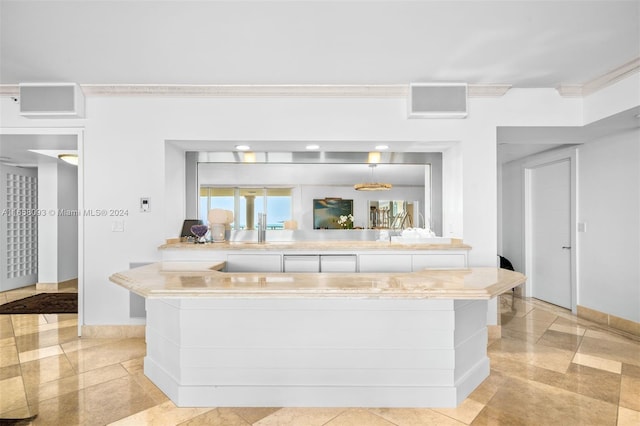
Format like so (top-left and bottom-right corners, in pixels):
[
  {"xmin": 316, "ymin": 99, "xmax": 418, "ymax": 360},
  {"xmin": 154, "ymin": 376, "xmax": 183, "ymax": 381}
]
[
  {"xmin": 523, "ymin": 148, "xmax": 577, "ymax": 313},
  {"xmin": 0, "ymin": 127, "xmax": 84, "ymax": 334}
]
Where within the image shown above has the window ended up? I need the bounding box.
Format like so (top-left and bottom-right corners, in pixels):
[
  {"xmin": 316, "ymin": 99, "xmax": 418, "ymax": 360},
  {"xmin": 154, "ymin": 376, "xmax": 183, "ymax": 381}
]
[{"xmin": 199, "ymin": 187, "xmax": 292, "ymax": 230}]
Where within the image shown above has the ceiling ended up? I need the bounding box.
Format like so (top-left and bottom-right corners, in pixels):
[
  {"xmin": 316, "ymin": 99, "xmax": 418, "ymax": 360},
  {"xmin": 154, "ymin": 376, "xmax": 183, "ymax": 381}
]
[
  {"xmin": 0, "ymin": 134, "xmax": 77, "ymax": 167},
  {"xmin": 199, "ymin": 162, "xmax": 427, "ymax": 187},
  {"xmin": 1, "ymin": 1, "xmax": 638, "ymax": 87},
  {"xmin": 0, "ymin": 1, "xmax": 638, "ymax": 165},
  {"xmin": 497, "ymin": 105, "xmax": 640, "ymax": 163},
  {"xmin": 169, "ymin": 140, "xmax": 453, "ymax": 153}
]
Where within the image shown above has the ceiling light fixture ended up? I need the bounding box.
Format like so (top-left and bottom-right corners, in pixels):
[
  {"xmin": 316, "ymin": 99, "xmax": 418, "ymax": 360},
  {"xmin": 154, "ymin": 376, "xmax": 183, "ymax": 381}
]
[
  {"xmin": 354, "ymin": 164, "xmax": 392, "ymax": 191},
  {"xmin": 243, "ymin": 152, "xmax": 256, "ymax": 163},
  {"xmin": 58, "ymin": 154, "xmax": 78, "ymax": 166},
  {"xmin": 375, "ymin": 144, "xmax": 389, "ymax": 150},
  {"xmin": 305, "ymin": 144, "xmax": 320, "ymax": 150},
  {"xmin": 368, "ymin": 151, "xmax": 381, "ymax": 164},
  {"xmin": 235, "ymin": 144, "xmax": 251, "ymax": 151}
]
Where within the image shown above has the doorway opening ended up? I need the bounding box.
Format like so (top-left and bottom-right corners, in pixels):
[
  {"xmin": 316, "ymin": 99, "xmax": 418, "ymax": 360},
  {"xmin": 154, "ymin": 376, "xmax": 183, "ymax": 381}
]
[{"xmin": 0, "ymin": 128, "xmax": 84, "ymax": 333}]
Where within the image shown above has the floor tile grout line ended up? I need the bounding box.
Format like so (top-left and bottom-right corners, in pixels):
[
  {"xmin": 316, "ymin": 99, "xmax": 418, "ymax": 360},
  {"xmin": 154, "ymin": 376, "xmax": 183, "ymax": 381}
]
[
  {"xmin": 500, "ymin": 369, "xmax": 622, "ymax": 410},
  {"xmin": 23, "ymin": 361, "xmax": 144, "ymax": 412},
  {"xmin": 317, "ymin": 407, "xmax": 348, "ymax": 426},
  {"xmin": 363, "ymin": 408, "xmax": 403, "ymax": 426},
  {"xmin": 615, "ymin": 368, "xmax": 625, "ymax": 424}
]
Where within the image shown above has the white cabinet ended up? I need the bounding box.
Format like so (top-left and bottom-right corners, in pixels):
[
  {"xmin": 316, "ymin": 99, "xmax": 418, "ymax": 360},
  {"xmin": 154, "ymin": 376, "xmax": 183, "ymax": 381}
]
[
  {"xmin": 359, "ymin": 254, "xmax": 412, "ymax": 272},
  {"xmin": 226, "ymin": 254, "xmax": 282, "ymax": 272},
  {"xmin": 284, "ymin": 255, "xmax": 357, "ymax": 272},
  {"xmin": 284, "ymin": 255, "xmax": 320, "ymax": 272},
  {"xmin": 164, "ymin": 247, "xmax": 469, "ymax": 273},
  {"xmin": 320, "ymin": 255, "xmax": 357, "ymax": 273},
  {"xmin": 412, "ymin": 254, "xmax": 467, "ymax": 271}
]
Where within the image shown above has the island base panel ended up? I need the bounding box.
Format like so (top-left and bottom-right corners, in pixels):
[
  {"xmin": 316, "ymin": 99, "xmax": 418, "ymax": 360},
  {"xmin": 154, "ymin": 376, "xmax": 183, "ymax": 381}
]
[
  {"xmin": 143, "ymin": 297, "xmax": 490, "ymax": 407},
  {"xmin": 145, "ymin": 357, "xmax": 489, "ymax": 408}
]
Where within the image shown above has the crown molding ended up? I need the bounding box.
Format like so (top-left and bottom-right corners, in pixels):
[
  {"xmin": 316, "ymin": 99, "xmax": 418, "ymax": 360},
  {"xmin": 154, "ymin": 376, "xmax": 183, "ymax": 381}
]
[
  {"xmin": 582, "ymin": 57, "xmax": 640, "ymax": 96},
  {"xmin": 0, "ymin": 85, "xmax": 19, "ymax": 96},
  {"xmin": 557, "ymin": 57, "xmax": 640, "ymax": 97},
  {"xmin": 467, "ymin": 84, "xmax": 512, "ymax": 97},
  {"xmin": 1, "ymin": 83, "xmax": 512, "ymax": 99},
  {"xmin": 555, "ymin": 84, "xmax": 584, "ymax": 97},
  {"xmin": 3, "ymin": 57, "xmax": 638, "ymax": 100},
  {"xmin": 80, "ymin": 84, "xmax": 408, "ymax": 98}
]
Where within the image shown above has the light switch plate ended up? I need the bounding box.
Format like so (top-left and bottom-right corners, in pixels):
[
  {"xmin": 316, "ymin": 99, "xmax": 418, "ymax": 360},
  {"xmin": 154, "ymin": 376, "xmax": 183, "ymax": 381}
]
[
  {"xmin": 578, "ymin": 222, "xmax": 587, "ymax": 232},
  {"xmin": 112, "ymin": 220, "xmax": 125, "ymax": 232}
]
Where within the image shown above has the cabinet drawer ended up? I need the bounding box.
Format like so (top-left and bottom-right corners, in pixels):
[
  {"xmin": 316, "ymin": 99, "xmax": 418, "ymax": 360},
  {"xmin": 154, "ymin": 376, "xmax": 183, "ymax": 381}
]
[
  {"xmin": 412, "ymin": 254, "xmax": 467, "ymax": 270},
  {"xmin": 358, "ymin": 254, "xmax": 412, "ymax": 272},
  {"xmin": 283, "ymin": 255, "xmax": 320, "ymax": 272},
  {"xmin": 226, "ymin": 254, "xmax": 282, "ymax": 272},
  {"xmin": 320, "ymin": 255, "xmax": 357, "ymax": 273}
]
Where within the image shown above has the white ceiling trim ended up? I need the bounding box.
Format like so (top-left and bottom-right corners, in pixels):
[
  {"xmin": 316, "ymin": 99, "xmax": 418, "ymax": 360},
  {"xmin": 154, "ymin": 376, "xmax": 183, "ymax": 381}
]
[
  {"xmin": 555, "ymin": 84, "xmax": 583, "ymax": 98},
  {"xmin": 0, "ymin": 83, "xmax": 511, "ymax": 99},
  {"xmin": 0, "ymin": 86, "xmax": 18, "ymax": 96},
  {"xmin": 557, "ymin": 57, "xmax": 640, "ymax": 97},
  {"xmin": 2, "ymin": 54, "xmax": 637, "ymax": 100},
  {"xmin": 81, "ymin": 84, "xmax": 407, "ymax": 98}
]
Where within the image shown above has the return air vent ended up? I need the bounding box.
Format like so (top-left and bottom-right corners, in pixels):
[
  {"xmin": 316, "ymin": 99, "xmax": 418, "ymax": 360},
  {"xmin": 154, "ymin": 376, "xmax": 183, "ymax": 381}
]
[
  {"xmin": 408, "ymin": 83, "xmax": 467, "ymax": 118},
  {"xmin": 19, "ymin": 83, "xmax": 85, "ymax": 118}
]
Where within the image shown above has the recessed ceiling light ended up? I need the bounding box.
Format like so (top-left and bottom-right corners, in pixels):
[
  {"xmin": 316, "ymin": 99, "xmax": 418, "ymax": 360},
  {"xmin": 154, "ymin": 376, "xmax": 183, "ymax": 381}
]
[
  {"xmin": 375, "ymin": 145, "xmax": 389, "ymax": 150},
  {"xmin": 235, "ymin": 144, "xmax": 251, "ymax": 151},
  {"xmin": 305, "ymin": 144, "xmax": 320, "ymax": 150}
]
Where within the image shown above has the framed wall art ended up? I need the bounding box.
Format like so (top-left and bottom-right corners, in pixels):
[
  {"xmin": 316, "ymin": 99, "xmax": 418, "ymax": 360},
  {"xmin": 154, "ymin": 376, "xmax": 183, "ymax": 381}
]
[{"xmin": 313, "ymin": 198, "xmax": 354, "ymax": 229}]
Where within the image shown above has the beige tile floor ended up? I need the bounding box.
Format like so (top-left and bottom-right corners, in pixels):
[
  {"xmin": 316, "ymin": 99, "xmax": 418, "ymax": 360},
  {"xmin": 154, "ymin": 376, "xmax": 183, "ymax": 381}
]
[{"xmin": 1, "ymin": 285, "xmax": 639, "ymax": 425}]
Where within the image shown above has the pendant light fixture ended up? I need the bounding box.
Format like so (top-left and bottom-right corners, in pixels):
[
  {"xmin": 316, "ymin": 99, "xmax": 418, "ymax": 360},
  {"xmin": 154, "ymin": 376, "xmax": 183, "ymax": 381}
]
[{"xmin": 354, "ymin": 162, "xmax": 392, "ymax": 191}]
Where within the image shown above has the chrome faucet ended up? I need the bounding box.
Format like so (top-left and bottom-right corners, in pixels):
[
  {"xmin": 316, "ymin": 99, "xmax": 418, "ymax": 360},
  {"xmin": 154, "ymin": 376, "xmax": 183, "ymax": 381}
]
[{"xmin": 257, "ymin": 213, "xmax": 266, "ymax": 243}]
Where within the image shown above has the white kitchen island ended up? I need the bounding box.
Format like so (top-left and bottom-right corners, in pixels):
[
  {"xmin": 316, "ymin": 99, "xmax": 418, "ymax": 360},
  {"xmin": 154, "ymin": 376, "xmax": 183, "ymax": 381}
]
[{"xmin": 110, "ymin": 261, "xmax": 525, "ymax": 408}]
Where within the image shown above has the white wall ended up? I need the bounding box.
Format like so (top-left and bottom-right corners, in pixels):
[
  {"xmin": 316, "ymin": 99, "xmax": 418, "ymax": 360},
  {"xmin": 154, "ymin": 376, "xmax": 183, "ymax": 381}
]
[
  {"xmin": 37, "ymin": 162, "xmax": 58, "ymax": 284},
  {"xmin": 37, "ymin": 161, "xmax": 78, "ymax": 284},
  {"xmin": 577, "ymin": 129, "xmax": 640, "ymax": 322},
  {"xmin": 499, "ymin": 158, "xmax": 524, "ymax": 271},
  {"xmin": 165, "ymin": 142, "xmax": 186, "ymax": 239},
  {"xmin": 442, "ymin": 142, "xmax": 463, "ymax": 238},
  {"xmin": 57, "ymin": 162, "xmax": 78, "ymax": 282},
  {"xmin": 0, "ymin": 89, "xmax": 584, "ymax": 327},
  {"xmin": 584, "ymin": 74, "xmax": 640, "ymax": 125}
]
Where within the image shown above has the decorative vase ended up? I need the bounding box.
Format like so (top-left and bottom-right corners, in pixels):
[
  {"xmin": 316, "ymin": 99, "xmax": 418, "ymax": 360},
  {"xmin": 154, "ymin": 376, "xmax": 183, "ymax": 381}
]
[{"xmin": 210, "ymin": 223, "xmax": 226, "ymax": 242}]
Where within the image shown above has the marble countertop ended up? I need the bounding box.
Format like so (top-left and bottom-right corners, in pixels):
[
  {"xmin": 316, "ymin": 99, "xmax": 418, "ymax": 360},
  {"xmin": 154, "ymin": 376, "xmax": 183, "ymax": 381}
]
[
  {"xmin": 159, "ymin": 239, "xmax": 471, "ymax": 251},
  {"xmin": 110, "ymin": 262, "xmax": 525, "ymax": 300}
]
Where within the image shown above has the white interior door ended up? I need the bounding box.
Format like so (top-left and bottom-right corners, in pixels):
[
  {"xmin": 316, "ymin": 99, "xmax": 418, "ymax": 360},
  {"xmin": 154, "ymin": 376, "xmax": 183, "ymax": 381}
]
[
  {"xmin": 531, "ymin": 159, "xmax": 572, "ymax": 309},
  {"xmin": 1, "ymin": 165, "xmax": 39, "ymax": 291}
]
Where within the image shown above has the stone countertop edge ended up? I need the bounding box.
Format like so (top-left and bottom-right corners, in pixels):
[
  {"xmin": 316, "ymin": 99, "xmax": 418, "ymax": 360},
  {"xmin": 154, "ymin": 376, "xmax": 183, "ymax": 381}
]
[
  {"xmin": 109, "ymin": 264, "xmax": 526, "ymax": 300},
  {"xmin": 158, "ymin": 239, "xmax": 472, "ymax": 251}
]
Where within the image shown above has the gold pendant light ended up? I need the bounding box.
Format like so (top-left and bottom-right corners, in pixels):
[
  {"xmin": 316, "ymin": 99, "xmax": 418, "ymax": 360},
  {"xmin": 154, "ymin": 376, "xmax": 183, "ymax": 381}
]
[{"xmin": 354, "ymin": 161, "xmax": 392, "ymax": 191}]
